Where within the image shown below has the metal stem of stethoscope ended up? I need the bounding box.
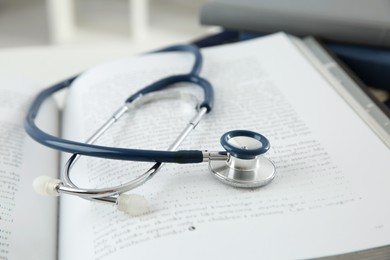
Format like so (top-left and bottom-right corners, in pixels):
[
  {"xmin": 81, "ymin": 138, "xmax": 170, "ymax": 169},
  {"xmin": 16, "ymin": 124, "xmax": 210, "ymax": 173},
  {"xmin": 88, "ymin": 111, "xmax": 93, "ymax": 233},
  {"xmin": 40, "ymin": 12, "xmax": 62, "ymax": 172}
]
[{"xmin": 58, "ymin": 92, "xmax": 216, "ymax": 202}]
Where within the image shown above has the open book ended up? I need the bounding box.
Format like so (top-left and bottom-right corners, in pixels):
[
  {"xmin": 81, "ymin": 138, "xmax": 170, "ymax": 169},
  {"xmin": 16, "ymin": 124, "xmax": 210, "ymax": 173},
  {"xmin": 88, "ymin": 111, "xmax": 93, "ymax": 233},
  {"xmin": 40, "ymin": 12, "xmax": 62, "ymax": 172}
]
[{"xmin": 1, "ymin": 33, "xmax": 390, "ymax": 260}]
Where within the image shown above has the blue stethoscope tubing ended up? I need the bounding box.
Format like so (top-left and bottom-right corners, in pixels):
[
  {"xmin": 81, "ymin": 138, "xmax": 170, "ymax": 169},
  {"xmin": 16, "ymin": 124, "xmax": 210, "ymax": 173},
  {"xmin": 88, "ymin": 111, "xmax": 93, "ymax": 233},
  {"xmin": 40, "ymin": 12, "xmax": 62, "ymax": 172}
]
[{"xmin": 24, "ymin": 44, "xmax": 214, "ymax": 164}]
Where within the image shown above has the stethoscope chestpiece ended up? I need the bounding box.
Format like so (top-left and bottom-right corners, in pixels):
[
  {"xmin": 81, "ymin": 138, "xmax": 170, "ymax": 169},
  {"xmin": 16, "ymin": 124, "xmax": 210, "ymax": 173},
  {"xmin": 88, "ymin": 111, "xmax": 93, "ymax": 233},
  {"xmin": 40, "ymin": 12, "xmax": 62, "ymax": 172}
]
[{"xmin": 209, "ymin": 130, "xmax": 276, "ymax": 188}]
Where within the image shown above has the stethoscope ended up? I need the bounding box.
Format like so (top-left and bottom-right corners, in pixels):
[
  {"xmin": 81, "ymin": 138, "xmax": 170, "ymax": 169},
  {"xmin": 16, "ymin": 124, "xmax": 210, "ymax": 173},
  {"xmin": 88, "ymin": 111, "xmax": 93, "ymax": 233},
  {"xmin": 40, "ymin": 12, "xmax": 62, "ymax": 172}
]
[{"xmin": 25, "ymin": 44, "xmax": 276, "ymax": 216}]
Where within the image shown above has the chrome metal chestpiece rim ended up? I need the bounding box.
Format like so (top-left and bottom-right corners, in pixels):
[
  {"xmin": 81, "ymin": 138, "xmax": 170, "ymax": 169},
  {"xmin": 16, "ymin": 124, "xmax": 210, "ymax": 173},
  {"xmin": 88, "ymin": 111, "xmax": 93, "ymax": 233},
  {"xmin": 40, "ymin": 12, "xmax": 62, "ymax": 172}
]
[{"xmin": 209, "ymin": 156, "xmax": 276, "ymax": 188}]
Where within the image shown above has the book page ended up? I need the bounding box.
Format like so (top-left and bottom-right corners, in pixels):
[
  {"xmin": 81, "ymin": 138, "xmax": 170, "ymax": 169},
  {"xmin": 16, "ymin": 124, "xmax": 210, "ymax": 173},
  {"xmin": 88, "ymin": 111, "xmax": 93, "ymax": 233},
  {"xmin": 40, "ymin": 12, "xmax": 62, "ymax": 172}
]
[
  {"xmin": 58, "ymin": 33, "xmax": 390, "ymax": 260},
  {"xmin": 0, "ymin": 76, "xmax": 59, "ymax": 260}
]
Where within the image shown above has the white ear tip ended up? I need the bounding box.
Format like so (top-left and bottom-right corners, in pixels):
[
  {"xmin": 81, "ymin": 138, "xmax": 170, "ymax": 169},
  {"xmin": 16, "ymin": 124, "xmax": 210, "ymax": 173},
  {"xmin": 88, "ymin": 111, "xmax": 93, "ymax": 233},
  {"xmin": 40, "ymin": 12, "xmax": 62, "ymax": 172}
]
[
  {"xmin": 33, "ymin": 176, "xmax": 61, "ymax": 196},
  {"xmin": 117, "ymin": 194, "xmax": 149, "ymax": 216}
]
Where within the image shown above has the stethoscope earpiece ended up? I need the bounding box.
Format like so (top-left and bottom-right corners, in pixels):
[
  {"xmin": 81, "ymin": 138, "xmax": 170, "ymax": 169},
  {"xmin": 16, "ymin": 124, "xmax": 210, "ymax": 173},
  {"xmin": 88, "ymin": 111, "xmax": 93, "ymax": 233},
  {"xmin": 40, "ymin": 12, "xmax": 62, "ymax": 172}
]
[
  {"xmin": 116, "ymin": 194, "xmax": 150, "ymax": 216},
  {"xmin": 209, "ymin": 130, "xmax": 276, "ymax": 188}
]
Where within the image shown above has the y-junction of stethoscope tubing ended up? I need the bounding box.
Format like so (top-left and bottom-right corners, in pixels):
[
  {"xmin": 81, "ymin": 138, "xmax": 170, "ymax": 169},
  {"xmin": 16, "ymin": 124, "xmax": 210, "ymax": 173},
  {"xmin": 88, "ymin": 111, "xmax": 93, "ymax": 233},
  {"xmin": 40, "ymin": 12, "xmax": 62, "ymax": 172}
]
[{"xmin": 58, "ymin": 105, "xmax": 212, "ymax": 201}]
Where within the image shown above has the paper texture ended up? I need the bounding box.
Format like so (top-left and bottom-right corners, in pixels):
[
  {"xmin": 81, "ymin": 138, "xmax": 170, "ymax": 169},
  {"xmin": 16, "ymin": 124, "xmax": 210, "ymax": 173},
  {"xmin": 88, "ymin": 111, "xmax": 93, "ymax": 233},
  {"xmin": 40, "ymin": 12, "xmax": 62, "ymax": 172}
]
[
  {"xmin": 0, "ymin": 76, "xmax": 59, "ymax": 260},
  {"xmin": 58, "ymin": 33, "xmax": 390, "ymax": 259}
]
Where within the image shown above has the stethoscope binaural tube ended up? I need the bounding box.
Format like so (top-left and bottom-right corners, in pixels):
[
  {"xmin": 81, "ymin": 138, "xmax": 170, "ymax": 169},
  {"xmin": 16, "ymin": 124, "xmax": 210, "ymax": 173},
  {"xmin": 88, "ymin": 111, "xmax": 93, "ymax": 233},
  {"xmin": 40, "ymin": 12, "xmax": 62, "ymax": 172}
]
[{"xmin": 24, "ymin": 44, "xmax": 213, "ymax": 164}]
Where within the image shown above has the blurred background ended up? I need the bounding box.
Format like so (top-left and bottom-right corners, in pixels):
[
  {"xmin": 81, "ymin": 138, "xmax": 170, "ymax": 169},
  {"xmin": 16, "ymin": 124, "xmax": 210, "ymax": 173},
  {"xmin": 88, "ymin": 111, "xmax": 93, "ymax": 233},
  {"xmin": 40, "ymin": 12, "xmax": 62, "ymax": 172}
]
[
  {"xmin": 0, "ymin": 0, "xmax": 222, "ymax": 86},
  {"xmin": 0, "ymin": 0, "xmax": 219, "ymax": 49}
]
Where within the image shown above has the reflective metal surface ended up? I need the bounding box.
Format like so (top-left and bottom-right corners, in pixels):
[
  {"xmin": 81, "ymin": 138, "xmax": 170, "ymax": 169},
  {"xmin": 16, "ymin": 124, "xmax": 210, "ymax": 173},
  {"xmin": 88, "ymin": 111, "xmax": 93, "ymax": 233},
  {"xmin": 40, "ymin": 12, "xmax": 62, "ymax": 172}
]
[
  {"xmin": 209, "ymin": 155, "xmax": 276, "ymax": 188},
  {"xmin": 202, "ymin": 151, "xmax": 228, "ymax": 162},
  {"xmin": 59, "ymin": 91, "xmax": 207, "ymax": 204},
  {"xmin": 227, "ymin": 136, "xmax": 263, "ymax": 150}
]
